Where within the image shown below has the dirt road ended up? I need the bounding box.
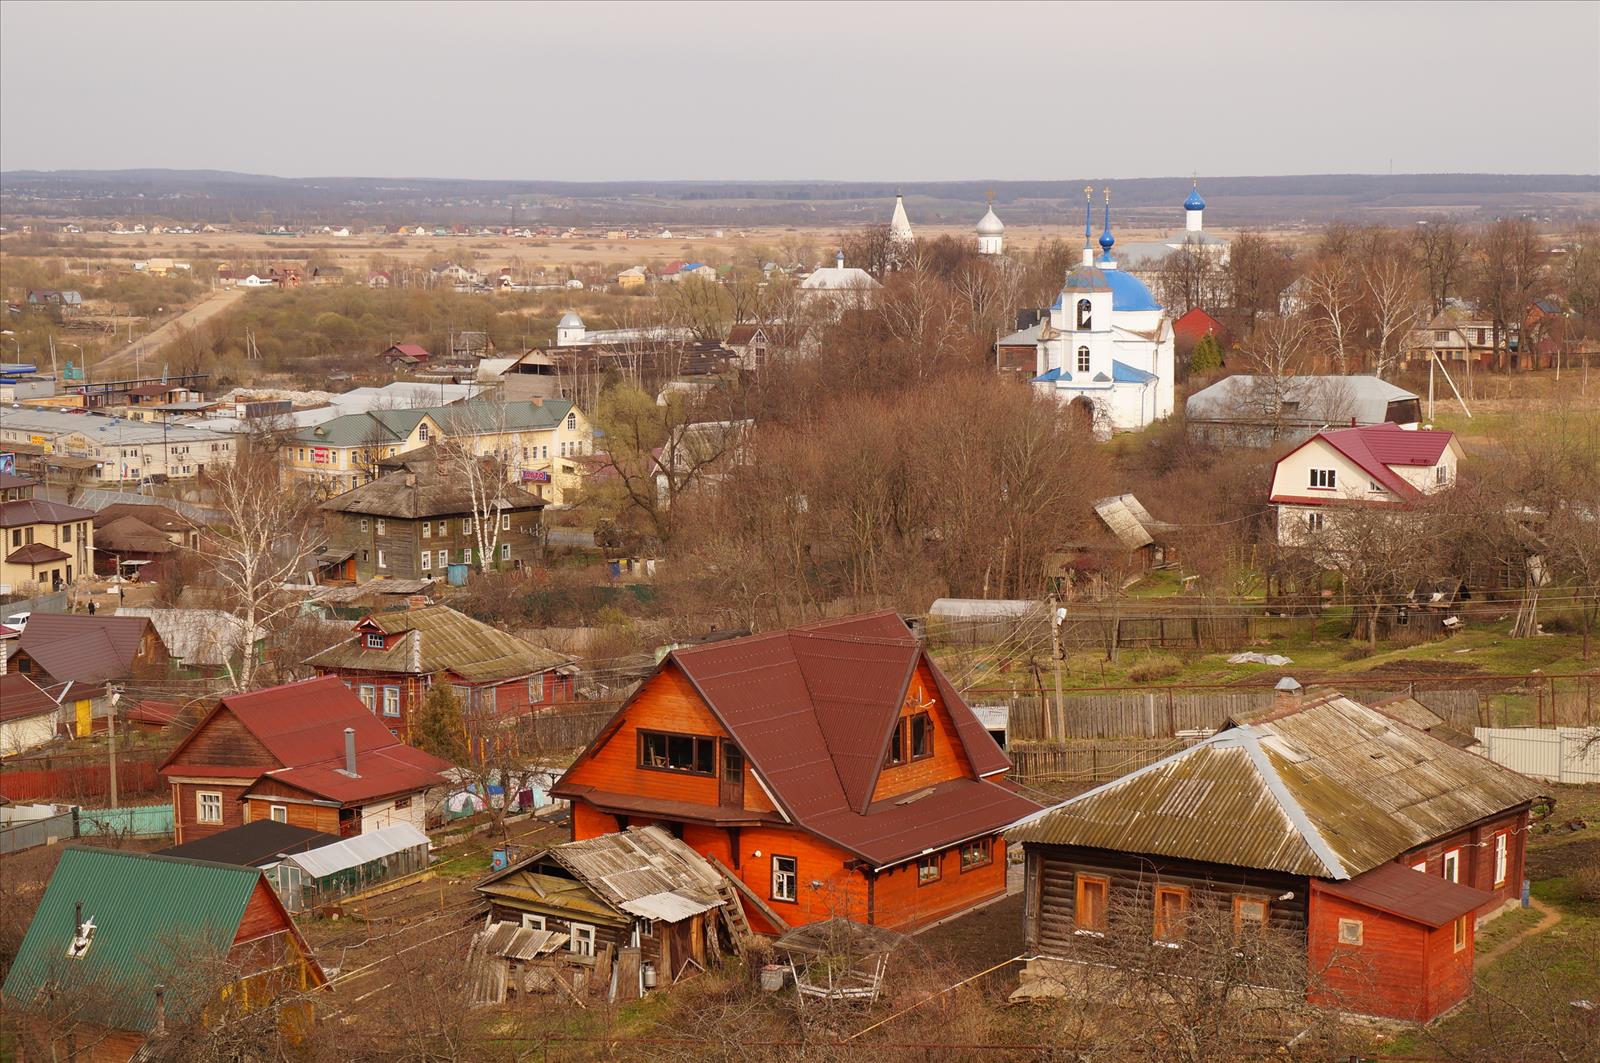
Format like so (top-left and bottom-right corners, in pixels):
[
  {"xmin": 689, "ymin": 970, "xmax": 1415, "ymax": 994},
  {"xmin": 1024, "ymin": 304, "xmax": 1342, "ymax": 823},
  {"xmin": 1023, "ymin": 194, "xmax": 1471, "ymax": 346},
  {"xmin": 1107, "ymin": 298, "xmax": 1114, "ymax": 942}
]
[{"xmin": 95, "ymin": 286, "xmax": 248, "ymax": 378}]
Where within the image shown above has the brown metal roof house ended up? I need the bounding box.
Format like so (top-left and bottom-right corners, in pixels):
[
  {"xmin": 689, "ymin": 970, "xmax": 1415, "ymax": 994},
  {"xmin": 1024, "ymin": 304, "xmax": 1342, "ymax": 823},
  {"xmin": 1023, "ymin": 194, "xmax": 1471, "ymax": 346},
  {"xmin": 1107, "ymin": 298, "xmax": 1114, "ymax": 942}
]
[
  {"xmin": 1007, "ymin": 682, "xmax": 1542, "ymax": 1022},
  {"xmin": 553, "ymin": 610, "xmax": 1041, "ymax": 934}
]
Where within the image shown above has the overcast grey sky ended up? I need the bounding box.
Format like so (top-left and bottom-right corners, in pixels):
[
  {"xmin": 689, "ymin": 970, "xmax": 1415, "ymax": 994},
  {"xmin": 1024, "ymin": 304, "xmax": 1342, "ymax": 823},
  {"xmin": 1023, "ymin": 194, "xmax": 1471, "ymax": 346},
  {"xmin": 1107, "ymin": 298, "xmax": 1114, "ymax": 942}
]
[{"xmin": 2, "ymin": 1, "xmax": 1596, "ymax": 180}]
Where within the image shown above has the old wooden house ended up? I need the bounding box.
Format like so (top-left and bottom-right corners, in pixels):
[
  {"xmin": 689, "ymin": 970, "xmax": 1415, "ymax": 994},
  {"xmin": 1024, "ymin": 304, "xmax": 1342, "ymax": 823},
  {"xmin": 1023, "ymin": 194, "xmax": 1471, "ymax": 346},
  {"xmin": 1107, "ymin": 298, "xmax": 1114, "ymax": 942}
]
[
  {"xmin": 473, "ymin": 825, "xmax": 737, "ymax": 1001},
  {"xmin": 159, "ymin": 676, "xmax": 452, "ymax": 843},
  {"xmin": 1008, "ymin": 683, "xmax": 1542, "ymax": 1022},
  {"xmin": 0, "ymin": 847, "xmax": 326, "ymax": 1062},
  {"xmin": 304, "ymin": 604, "xmax": 574, "ymax": 738},
  {"xmin": 317, "ymin": 460, "xmax": 546, "ymax": 583},
  {"xmin": 552, "ymin": 611, "xmax": 1041, "ymax": 933}
]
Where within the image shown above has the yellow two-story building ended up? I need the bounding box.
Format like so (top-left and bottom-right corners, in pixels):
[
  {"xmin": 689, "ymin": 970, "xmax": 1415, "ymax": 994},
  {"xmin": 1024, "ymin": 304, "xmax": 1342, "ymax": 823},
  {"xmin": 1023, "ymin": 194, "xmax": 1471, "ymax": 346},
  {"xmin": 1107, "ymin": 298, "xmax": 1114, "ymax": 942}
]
[
  {"xmin": 1, "ymin": 498, "xmax": 95, "ymax": 595},
  {"xmin": 286, "ymin": 399, "xmax": 594, "ymax": 505}
]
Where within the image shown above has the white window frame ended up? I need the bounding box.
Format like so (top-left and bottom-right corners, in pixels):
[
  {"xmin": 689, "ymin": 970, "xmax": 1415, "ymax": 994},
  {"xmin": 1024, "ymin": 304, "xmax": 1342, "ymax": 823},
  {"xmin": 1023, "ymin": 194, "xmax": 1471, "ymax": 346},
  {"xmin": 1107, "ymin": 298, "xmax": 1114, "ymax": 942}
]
[
  {"xmin": 1076, "ymin": 346, "xmax": 1091, "ymax": 373},
  {"xmin": 1306, "ymin": 512, "xmax": 1324, "ymax": 533},
  {"xmin": 420, "ymin": 551, "xmax": 431, "ymax": 570},
  {"xmin": 569, "ymin": 922, "xmax": 596, "ymax": 957},
  {"xmin": 528, "ymin": 672, "xmax": 546, "ymax": 703},
  {"xmin": 1412, "ymin": 859, "xmax": 1428, "ymax": 873},
  {"xmin": 437, "ymin": 549, "xmax": 448, "ymax": 568},
  {"xmin": 1494, "ymin": 833, "xmax": 1508, "ymax": 886},
  {"xmin": 462, "ymin": 547, "xmax": 472, "ymax": 565},
  {"xmin": 365, "ymin": 632, "xmax": 385, "ymax": 648},
  {"xmin": 500, "ymin": 542, "xmax": 510, "ymax": 561},
  {"xmin": 520, "ymin": 913, "xmax": 546, "ymax": 931},
  {"xmin": 1436, "ymin": 464, "xmax": 1450, "ymax": 485},
  {"xmin": 1337, "ymin": 918, "xmax": 1363, "ymax": 946},
  {"xmin": 270, "ymin": 804, "xmax": 288, "ymax": 823},
  {"xmin": 196, "ymin": 790, "xmax": 223, "ymax": 825},
  {"xmin": 1443, "ymin": 848, "xmax": 1460, "ymax": 883},
  {"xmin": 375, "ymin": 519, "xmax": 385, "ymax": 535},
  {"xmin": 376, "ymin": 549, "xmax": 386, "ymax": 569},
  {"xmin": 382, "ymin": 686, "xmax": 401, "ymax": 718},
  {"xmin": 500, "ymin": 513, "xmax": 510, "ymax": 531},
  {"xmin": 462, "ymin": 517, "xmax": 473, "ymax": 535},
  {"xmin": 771, "ymin": 855, "xmax": 797, "ymax": 902},
  {"xmin": 421, "ymin": 522, "xmax": 431, "ymax": 539},
  {"xmin": 358, "ymin": 684, "xmax": 377, "ymax": 711}
]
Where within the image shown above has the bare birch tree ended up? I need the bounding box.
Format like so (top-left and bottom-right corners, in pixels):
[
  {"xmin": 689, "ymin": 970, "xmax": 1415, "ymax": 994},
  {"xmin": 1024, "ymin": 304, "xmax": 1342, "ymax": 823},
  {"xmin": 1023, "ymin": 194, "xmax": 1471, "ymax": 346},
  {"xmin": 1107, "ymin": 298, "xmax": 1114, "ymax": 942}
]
[
  {"xmin": 192, "ymin": 450, "xmax": 320, "ymax": 690},
  {"xmin": 1300, "ymin": 257, "xmax": 1361, "ymax": 373},
  {"xmin": 1363, "ymin": 251, "xmax": 1427, "ymax": 380}
]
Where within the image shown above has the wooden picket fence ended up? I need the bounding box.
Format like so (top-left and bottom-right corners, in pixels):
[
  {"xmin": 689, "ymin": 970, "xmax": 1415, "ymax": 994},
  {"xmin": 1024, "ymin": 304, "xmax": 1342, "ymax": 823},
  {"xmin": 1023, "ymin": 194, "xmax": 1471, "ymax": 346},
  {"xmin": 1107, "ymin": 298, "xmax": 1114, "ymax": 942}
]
[
  {"xmin": 1007, "ymin": 739, "xmax": 1192, "ymax": 784},
  {"xmin": 1000, "ymin": 688, "xmax": 1482, "ymax": 742}
]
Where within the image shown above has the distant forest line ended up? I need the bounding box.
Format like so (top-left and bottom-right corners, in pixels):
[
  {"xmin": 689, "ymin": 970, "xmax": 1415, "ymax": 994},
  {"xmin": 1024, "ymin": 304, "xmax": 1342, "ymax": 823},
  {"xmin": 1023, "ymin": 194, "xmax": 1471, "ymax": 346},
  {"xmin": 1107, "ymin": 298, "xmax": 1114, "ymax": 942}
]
[{"xmin": 3, "ymin": 169, "xmax": 1597, "ymax": 227}]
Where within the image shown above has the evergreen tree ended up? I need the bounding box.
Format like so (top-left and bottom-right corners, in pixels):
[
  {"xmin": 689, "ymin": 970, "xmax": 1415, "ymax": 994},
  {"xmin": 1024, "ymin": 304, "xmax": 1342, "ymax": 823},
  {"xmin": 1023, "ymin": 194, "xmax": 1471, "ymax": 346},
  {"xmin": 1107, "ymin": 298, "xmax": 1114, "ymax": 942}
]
[
  {"xmin": 1189, "ymin": 333, "xmax": 1224, "ymax": 375},
  {"xmin": 414, "ymin": 683, "xmax": 467, "ymax": 764}
]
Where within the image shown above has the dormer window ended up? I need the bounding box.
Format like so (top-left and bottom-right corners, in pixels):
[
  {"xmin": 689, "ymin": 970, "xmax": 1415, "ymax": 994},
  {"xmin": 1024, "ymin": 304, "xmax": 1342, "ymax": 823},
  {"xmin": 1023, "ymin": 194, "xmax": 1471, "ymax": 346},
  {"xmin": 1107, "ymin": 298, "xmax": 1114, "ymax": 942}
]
[
  {"xmin": 365, "ymin": 632, "xmax": 385, "ymax": 649},
  {"xmin": 419, "ymin": 423, "xmax": 431, "ymax": 442}
]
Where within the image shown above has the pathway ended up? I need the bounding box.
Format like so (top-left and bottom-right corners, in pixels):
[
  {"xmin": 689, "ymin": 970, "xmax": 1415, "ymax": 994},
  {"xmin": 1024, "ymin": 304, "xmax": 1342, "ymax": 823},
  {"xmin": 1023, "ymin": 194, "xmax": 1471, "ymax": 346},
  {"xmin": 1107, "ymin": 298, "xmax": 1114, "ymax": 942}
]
[{"xmin": 1475, "ymin": 898, "xmax": 1561, "ymax": 969}]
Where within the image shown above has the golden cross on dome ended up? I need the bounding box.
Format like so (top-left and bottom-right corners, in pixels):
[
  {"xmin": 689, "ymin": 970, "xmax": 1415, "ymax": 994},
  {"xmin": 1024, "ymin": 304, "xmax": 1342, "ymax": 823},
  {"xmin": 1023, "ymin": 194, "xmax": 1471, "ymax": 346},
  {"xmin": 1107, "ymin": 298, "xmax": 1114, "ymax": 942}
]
[
  {"xmin": 1083, "ymin": 184, "xmax": 1093, "ymax": 203},
  {"xmin": 1103, "ymin": 187, "xmax": 1111, "ymax": 204}
]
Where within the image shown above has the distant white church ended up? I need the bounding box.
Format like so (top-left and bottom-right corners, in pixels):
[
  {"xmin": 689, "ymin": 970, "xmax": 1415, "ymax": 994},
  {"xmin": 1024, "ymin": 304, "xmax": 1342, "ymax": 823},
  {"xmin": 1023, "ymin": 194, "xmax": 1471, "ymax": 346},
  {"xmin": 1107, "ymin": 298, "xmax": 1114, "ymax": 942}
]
[{"xmin": 1029, "ymin": 189, "xmax": 1175, "ymax": 436}]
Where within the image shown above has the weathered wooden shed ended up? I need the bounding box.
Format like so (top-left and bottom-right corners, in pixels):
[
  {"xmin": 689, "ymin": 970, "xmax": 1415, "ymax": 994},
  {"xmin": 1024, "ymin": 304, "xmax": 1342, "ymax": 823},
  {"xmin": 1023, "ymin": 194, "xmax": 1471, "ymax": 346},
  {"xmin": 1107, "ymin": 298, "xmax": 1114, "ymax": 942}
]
[{"xmin": 473, "ymin": 825, "xmax": 737, "ymax": 1001}]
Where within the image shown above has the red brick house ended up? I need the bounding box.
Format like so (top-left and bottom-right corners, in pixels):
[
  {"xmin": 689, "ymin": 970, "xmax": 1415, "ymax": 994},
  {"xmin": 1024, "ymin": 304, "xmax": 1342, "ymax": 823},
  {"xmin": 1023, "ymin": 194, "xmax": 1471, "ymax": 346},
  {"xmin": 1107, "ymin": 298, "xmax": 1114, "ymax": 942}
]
[
  {"xmin": 1009, "ymin": 684, "xmax": 1541, "ymax": 1022},
  {"xmin": 159, "ymin": 676, "xmax": 452, "ymax": 844},
  {"xmin": 303, "ymin": 605, "xmax": 575, "ymax": 739},
  {"xmin": 553, "ymin": 611, "xmax": 1041, "ymax": 933}
]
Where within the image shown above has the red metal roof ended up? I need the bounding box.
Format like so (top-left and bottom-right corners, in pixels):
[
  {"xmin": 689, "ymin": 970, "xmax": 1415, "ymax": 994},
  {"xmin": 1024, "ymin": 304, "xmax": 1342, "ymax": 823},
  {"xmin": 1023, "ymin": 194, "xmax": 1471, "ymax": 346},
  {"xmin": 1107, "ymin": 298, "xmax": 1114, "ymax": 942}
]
[
  {"xmin": 1317, "ymin": 861, "xmax": 1493, "ymax": 928},
  {"xmin": 1312, "ymin": 423, "xmax": 1455, "ymax": 498},
  {"xmin": 605, "ymin": 610, "xmax": 1038, "ymax": 867},
  {"xmin": 161, "ymin": 676, "xmax": 451, "ymax": 804},
  {"xmin": 252, "ymin": 743, "xmax": 449, "ymax": 804},
  {"xmin": 16, "ymin": 614, "xmax": 158, "ymax": 684},
  {"xmin": 0, "ymin": 672, "xmax": 57, "ymax": 723},
  {"xmin": 1172, "ymin": 307, "xmax": 1224, "ymax": 342},
  {"xmin": 5, "ymin": 543, "xmax": 71, "ymax": 565}
]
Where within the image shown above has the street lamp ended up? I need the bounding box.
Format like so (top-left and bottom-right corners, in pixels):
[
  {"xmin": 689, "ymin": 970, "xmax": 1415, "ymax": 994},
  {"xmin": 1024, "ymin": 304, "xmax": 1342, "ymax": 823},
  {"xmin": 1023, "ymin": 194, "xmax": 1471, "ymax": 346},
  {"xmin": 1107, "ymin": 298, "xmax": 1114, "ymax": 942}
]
[{"xmin": 61, "ymin": 342, "xmax": 85, "ymax": 382}]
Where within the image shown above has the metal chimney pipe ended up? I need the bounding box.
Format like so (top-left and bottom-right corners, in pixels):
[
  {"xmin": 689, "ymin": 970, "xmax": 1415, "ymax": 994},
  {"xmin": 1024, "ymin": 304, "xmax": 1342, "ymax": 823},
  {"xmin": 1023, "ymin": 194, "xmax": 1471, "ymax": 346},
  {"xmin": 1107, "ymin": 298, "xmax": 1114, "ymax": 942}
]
[{"xmin": 344, "ymin": 727, "xmax": 357, "ymax": 776}]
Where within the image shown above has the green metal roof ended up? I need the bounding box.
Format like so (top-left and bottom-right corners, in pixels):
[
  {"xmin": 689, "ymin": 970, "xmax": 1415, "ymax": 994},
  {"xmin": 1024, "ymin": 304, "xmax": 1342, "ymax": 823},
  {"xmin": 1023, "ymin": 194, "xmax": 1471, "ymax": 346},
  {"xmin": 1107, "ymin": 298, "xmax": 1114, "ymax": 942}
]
[
  {"xmin": 292, "ymin": 400, "xmax": 575, "ymax": 448},
  {"xmin": 2, "ymin": 847, "xmax": 263, "ymax": 1033}
]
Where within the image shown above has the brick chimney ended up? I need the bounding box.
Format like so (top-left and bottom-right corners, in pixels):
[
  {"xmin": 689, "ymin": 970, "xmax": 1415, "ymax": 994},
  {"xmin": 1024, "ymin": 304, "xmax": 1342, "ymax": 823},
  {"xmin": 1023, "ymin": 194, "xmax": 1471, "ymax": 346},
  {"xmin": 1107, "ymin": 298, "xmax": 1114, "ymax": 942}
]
[{"xmin": 1274, "ymin": 676, "xmax": 1304, "ymax": 715}]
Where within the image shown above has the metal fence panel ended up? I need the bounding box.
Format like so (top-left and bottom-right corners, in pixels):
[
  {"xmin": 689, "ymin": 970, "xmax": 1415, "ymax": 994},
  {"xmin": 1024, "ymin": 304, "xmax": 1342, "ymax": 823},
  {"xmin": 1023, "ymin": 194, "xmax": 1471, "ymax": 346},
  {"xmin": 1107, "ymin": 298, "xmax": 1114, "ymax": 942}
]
[{"xmin": 1473, "ymin": 727, "xmax": 1600, "ymax": 784}]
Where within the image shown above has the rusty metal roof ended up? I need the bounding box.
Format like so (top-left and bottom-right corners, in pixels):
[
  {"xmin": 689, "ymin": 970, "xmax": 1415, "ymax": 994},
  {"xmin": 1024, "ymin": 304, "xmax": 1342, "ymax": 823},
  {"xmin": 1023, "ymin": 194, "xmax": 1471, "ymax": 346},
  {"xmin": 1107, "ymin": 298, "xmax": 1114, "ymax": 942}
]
[
  {"xmin": 305, "ymin": 605, "xmax": 571, "ymax": 682},
  {"xmin": 1009, "ymin": 691, "xmax": 1540, "ymax": 880}
]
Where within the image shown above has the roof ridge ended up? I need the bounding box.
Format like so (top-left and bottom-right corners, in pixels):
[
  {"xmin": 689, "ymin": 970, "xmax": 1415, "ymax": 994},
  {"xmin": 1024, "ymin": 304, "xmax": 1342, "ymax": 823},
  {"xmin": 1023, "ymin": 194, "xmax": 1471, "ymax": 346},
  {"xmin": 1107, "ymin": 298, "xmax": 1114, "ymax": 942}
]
[
  {"xmin": 1235, "ymin": 726, "xmax": 1350, "ymax": 880},
  {"xmin": 782, "ymin": 631, "xmax": 859, "ymax": 804}
]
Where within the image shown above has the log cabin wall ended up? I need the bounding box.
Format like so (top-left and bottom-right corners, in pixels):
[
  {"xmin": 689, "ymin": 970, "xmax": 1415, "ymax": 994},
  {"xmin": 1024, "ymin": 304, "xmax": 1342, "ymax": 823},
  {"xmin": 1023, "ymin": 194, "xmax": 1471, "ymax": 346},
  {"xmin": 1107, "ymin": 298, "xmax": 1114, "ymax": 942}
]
[
  {"xmin": 168, "ymin": 779, "xmax": 251, "ymax": 843},
  {"xmin": 1025, "ymin": 844, "xmax": 1310, "ymax": 955}
]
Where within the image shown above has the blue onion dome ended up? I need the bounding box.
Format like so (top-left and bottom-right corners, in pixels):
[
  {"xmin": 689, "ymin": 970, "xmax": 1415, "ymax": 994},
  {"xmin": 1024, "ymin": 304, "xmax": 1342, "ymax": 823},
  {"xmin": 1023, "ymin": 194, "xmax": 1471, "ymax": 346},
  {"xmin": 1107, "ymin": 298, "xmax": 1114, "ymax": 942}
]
[
  {"xmin": 1104, "ymin": 269, "xmax": 1161, "ymax": 312},
  {"xmin": 1098, "ymin": 227, "xmax": 1115, "ymax": 252},
  {"xmin": 1184, "ymin": 185, "xmax": 1206, "ymax": 211}
]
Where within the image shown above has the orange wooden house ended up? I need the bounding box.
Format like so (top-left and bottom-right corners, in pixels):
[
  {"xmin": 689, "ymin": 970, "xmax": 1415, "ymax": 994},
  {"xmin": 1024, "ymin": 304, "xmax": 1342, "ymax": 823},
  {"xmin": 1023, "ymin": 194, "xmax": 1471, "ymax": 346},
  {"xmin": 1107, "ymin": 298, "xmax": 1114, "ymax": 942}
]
[{"xmin": 553, "ymin": 611, "xmax": 1040, "ymax": 933}]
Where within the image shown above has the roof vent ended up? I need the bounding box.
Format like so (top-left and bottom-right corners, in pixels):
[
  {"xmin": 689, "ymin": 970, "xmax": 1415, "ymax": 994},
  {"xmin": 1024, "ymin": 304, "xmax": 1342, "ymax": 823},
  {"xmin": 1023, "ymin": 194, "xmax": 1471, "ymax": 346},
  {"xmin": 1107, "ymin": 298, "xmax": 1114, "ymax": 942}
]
[{"xmin": 67, "ymin": 902, "xmax": 96, "ymax": 959}]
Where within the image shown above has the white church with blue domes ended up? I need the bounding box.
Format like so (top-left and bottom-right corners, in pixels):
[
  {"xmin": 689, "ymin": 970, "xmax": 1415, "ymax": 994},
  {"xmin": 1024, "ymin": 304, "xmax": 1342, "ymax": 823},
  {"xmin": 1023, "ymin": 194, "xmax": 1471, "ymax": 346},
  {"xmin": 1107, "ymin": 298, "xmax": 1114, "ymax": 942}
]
[{"xmin": 1030, "ymin": 188, "xmax": 1175, "ymax": 435}]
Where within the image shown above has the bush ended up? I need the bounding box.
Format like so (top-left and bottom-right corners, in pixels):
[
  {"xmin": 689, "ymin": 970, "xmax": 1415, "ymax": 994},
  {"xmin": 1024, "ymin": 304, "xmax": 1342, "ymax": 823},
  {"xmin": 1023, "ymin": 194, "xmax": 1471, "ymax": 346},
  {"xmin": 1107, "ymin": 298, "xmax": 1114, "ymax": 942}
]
[{"xmin": 1127, "ymin": 653, "xmax": 1183, "ymax": 682}]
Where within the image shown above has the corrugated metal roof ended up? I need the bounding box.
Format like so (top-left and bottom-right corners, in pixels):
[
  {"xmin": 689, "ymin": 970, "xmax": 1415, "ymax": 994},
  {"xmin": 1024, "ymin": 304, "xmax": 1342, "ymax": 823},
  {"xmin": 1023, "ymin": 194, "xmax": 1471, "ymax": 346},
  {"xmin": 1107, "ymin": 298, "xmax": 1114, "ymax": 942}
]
[
  {"xmin": 1186, "ymin": 374, "xmax": 1419, "ymax": 426},
  {"xmin": 477, "ymin": 921, "xmax": 569, "ymax": 960},
  {"xmin": 305, "ymin": 605, "xmax": 570, "ymax": 681},
  {"xmin": 0, "ymin": 672, "xmax": 57, "ymax": 723},
  {"xmin": 534, "ymin": 826, "xmax": 724, "ymax": 915},
  {"xmin": 0, "ymin": 848, "xmax": 262, "ymax": 1032},
  {"xmin": 286, "ymin": 824, "xmax": 430, "ymax": 879},
  {"xmin": 1093, "ymin": 494, "xmax": 1156, "ymax": 550},
  {"xmin": 1009, "ymin": 691, "xmax": 1541, "ymax": 879}
]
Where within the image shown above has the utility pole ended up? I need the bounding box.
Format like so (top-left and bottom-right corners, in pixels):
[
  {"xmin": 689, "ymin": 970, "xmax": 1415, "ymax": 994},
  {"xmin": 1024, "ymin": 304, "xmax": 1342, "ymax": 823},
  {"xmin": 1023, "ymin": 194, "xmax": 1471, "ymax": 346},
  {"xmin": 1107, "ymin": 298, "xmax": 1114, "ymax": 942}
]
[
  {"xmin": 107, "ymin": 684, "xmax": 124, "ymax": 808},
  {"xmin": 1047, "ymin": 595, "xmax": 1064, "ymax": 743}
]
